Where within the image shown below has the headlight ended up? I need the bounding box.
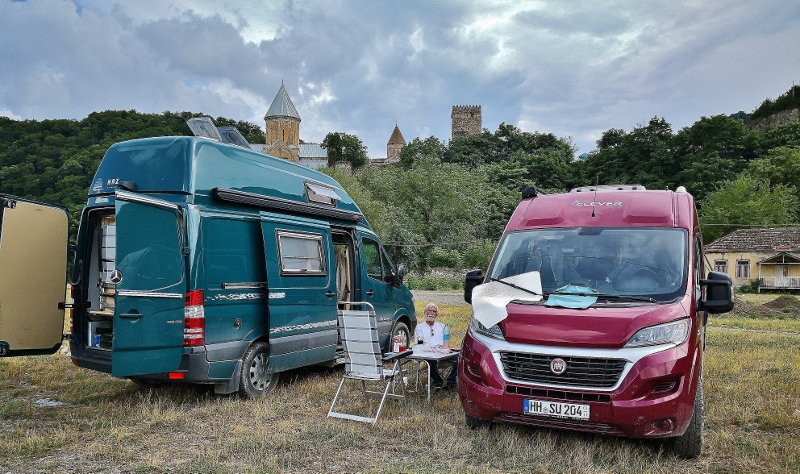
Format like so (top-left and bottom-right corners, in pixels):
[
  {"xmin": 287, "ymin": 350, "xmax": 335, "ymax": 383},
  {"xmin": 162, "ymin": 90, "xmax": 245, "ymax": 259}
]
[
  {"xmin": 624, "ymin": 318, "xmax": 690, "ymax": 348},
  {"xmin": 469, "ymin": 315, "xmax": 505, "ymax": 340}
]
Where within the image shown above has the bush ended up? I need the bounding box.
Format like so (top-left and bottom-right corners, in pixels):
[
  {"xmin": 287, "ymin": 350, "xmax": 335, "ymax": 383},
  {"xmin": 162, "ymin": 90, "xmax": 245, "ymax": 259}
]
[
  {"xmin": 426, "ymin": 247, "xmax": 461, "ymax": 269},
  {"xmin": 406, "ymin": 272, "xmax": 463, "ymax": 291},
  {"xmin": 463, "ymin": 240, "xmax": 497, "ymax": 272},
  {"xmin": 738, "ymin": 279, "xmax": 763, "ymax": 294}
]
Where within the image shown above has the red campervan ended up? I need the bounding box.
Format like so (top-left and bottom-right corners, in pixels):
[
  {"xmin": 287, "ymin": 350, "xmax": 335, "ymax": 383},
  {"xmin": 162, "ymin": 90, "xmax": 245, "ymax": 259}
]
[{"xmin": 459, "ymin": 185, "xmax": 733, "ymax": 458}]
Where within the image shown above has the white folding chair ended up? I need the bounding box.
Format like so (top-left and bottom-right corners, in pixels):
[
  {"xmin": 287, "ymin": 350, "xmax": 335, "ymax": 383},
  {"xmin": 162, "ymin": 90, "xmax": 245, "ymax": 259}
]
[{"xmin": 328, "ymin": 303, "xmax": 412, "ymax": 423}]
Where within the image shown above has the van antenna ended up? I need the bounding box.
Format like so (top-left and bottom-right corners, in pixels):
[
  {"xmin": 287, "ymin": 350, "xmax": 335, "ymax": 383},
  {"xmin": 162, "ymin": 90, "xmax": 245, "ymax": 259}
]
[{"xmin": 592, "ymin": 177, "xmax": 598, "ymax": 217}]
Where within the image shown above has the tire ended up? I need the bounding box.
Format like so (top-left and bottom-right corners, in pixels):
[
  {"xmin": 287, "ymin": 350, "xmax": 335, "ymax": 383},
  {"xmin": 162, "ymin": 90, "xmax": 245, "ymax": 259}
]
[
  {"xmin": 671, "ymin": 376, "xmax": 704, "ymax": 459},
  {"xmin": 390, "ymin": 321, "xmax": 410, "ymax": 351},
  {"xmin": 238, "ymin": 342, "xmax": 279, "ymax": 398},
  {"xmin": 465, "ymin": 412, "xmax": 493, "ymax": 430}
]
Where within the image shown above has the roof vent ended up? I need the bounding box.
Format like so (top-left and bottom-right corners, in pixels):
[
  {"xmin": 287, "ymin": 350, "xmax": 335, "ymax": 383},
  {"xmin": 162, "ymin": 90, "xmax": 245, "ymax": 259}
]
[
  {"xmin": 306, "ymin": 182, "xmax": 341, "ymax": 206},
  {"xmin": 521, "ymin": 186, "xmax": 545, "ymax": 200}
]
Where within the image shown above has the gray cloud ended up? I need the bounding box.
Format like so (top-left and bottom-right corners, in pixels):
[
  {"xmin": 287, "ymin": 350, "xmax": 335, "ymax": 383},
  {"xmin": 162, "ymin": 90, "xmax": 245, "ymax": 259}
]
[{"xmin": 1, "ymin": 0, "xmax": 798, "ymax": 156}]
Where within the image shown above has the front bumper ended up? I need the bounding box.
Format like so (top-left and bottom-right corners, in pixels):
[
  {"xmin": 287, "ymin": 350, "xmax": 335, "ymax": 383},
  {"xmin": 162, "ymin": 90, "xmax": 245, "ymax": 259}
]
[{"xmin": 457, "ymin": 329, "xmax": 700, "ymax": 438}]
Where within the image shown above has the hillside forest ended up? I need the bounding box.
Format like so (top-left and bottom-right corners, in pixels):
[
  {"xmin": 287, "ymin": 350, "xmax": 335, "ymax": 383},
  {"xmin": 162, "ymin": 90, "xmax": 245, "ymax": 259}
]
[{"xmin": 1, "ymin": 87, "xmax": 800, "ymax": 272}]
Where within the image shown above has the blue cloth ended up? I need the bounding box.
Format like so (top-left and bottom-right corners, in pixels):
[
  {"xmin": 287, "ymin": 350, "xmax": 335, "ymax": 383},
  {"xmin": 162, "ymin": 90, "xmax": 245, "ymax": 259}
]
[{"xmin": 545, "ymin": 285, "xmax": 598, "ymax": 309}]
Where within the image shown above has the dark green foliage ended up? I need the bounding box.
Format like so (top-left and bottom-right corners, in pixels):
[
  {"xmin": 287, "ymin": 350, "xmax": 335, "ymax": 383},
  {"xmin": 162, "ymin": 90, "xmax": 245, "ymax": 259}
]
[
  {"xmin": 321, "ymin": 132, "xmax": 368, "ymax": 168},
  {"xmin": 398, "ymin": 136, "xmax": 445, "ymax": 169},
  {"xmin": 751, "ymin": 86, "xmax": 800, "ymax": 121},
  {"xmin": 0, "ymin": 110, "xmax": 261, "ymax": 240}
]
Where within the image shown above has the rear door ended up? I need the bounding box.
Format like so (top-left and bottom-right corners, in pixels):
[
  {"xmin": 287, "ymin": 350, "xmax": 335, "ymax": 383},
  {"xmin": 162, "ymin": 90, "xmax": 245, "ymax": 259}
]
[
  {"xmin": 0, "ymin": 196, "xmax": 68, "ymax": 356},
  {"xmin": 111, "ymin": 191, "xmax": 185, "ymax": 377}
]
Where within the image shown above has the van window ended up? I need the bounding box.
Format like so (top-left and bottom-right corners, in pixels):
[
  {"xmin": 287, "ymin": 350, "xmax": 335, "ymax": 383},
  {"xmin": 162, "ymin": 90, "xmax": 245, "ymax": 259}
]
[
  {"xmin": 363, "ymin": 238, "xmax": 393, "ymax": 284},
  {"xmin": 488, "ymin": 227, "xmax": 688, "ymax": 302},
  {"xmin": 277, "ymin": 231, "xmax": 326, "ymax": 275}
]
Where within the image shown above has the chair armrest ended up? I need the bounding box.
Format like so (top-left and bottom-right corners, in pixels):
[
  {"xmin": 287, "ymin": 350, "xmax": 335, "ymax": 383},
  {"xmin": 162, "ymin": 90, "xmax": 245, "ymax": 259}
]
[{"xmin": 382, "ymin": 349, "xmax": 413, "ymax": 362}]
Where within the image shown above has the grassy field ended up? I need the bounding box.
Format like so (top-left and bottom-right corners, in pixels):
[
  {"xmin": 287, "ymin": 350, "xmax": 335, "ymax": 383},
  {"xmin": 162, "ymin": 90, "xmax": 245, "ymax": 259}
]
[{"xmin": 1, "ymin": 296, "xmax": 799, "ymax": 473}]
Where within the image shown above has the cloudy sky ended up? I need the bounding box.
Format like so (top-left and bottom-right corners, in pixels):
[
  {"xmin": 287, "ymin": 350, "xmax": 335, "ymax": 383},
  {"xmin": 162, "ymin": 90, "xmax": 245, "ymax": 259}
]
[{"xmin": 1, "ymin": 1, "xmax": 799, "ymax": 158}]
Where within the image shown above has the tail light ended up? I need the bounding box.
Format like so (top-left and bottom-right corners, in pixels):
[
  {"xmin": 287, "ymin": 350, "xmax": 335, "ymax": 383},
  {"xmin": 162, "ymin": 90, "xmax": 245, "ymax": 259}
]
[{"xmin": 183, "ymin": 290, "xmax": 205, "ymax": 347}]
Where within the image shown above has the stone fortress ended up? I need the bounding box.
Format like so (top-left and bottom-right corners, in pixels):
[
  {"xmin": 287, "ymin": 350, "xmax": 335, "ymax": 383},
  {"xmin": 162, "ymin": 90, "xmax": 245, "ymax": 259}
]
[
  {"xmin": 259, "ymin": 83, "xmax": 481, "ymax": 168},
  {"xmin": 451, "ymin": 105, "xmax": 482, "ymax": 138}
]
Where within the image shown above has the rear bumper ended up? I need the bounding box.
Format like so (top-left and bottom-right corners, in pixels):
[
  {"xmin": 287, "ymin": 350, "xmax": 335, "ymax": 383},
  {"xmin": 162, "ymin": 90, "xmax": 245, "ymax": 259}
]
[
  {"xmin": 458, "ymin": 329, "xmax": 700, "ymax": 438},
  {"xmin": 71, "ymin": 340, "xmax": 250, "ymax": 383}
]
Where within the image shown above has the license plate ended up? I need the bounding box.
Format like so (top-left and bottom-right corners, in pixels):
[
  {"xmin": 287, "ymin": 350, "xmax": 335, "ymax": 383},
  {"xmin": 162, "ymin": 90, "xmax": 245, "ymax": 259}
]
[{"xmin": 523, "ymin": 399, "xmax": 590, "ymax": 420}]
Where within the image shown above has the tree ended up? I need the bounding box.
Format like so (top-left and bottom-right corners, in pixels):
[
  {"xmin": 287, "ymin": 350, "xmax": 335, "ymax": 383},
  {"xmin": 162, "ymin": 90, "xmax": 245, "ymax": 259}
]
[
  {"xmin": 356, "ymin": 155, "xmax": 489, "ymax": 270},
  {"xmin": 321, "ymin": 132, "xmax": 368, "ymax": 168},
  {"xmin": 398, "ymin": 136, "xmax": 445, "ymax": 169},
  {"xmin": 699, "ymin": 175, "xmax": 799, "ymax": 243},
  {"xmin": 746, "ymin": 146, "xmax": 800, "ymax": 189},
  {"xmin": 673, "ymin": 115, "xmax": 756, "ymax": 201},
  {"xmin": 583, "ymin": 117, "xmax": 678, "ymax": 190}
]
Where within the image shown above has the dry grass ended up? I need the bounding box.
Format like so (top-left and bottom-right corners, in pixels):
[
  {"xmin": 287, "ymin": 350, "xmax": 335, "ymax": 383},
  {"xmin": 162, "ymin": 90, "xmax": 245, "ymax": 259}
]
[{"xmin": 0, "ymin": 296, "xmax": 798, "ymax": 473}]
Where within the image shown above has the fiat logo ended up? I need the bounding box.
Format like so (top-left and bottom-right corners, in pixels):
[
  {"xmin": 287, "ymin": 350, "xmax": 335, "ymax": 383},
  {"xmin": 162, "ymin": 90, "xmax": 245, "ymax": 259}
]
[{"xmin": 550, "ymin": 358, "xmax": 567, "ymax": 375}]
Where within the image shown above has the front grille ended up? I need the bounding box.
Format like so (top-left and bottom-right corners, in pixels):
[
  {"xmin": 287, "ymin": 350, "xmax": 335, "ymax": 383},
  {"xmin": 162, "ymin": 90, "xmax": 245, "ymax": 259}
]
[
  {"xmin": 497, "ymin": 412, "xmax": 624, "ymax": 435},
  {"xmin": 506, "ymin": 385, "xmax": 611, "ymax": 403},
  {"xmin": 500, "ymin": 352, "xmax": 626, "ymax": 388}
]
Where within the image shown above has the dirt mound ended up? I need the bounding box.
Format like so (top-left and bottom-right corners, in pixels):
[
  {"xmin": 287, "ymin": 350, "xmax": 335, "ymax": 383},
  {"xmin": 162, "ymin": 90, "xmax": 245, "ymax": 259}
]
[
  {"xmin": 731, "ymin": 298, "xmax": 768, "ymax": 318},
  {"xmin": 763, "ymin": 295, "xmax": 800, "ymax": 310}
]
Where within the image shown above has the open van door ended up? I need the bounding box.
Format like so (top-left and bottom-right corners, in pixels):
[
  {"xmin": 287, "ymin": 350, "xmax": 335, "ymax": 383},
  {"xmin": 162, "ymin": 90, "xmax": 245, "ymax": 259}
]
[
  {"xmin": 111, "ymin": 191, "xmax": 185, "ymax": 377},
  {"xmin": 0, "ymin": 195, "xmax": 67, "ymax": 356}
]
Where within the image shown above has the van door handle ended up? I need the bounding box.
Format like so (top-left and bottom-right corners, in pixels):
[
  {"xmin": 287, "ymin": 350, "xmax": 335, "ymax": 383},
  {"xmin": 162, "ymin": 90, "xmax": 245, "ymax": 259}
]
[
  {"xmin": 120, "ymin": 311, "xmax": 142, "ymax": 319},
  {"xmin": 366, "ymin": 290, "xmax": 375, "ymax": 297},
  {"xmin": 325, "ymin": 290, "xmax": 335, "ymax": 299}
]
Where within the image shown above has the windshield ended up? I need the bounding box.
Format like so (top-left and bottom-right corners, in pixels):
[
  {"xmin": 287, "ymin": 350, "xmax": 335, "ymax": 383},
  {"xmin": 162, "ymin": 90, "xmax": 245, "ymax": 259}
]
[{"xmin": 488, "ymin": 227, "xmax": 688, "ymax": 302}]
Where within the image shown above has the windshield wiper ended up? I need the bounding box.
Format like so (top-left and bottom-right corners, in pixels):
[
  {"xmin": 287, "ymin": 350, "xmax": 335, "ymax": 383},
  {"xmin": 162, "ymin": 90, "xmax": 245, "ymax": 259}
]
[
  {"xmin": 547, "ymin": 287, "xmax": 657, "ymax": 304},
  {"xmin": 594, "ymin": 293, "xmax": 658, "ymax": 303},
  {"xmin": 489, "ymin": 277, "xmax": 544, "ymax": 297}
]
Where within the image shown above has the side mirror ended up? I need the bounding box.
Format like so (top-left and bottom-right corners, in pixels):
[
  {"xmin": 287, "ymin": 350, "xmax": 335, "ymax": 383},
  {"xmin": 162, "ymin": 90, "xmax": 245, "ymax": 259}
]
[
  {"xmin": 395, "ymin": 264, "xmax": 407, "ymax": 286},
  {"xmin": 464, "ymin": 269, "xmax": 484, "ymax": 304},
  {"xmin": 699, "ymin": 271, "xmax": 734, "ymax": 314}
]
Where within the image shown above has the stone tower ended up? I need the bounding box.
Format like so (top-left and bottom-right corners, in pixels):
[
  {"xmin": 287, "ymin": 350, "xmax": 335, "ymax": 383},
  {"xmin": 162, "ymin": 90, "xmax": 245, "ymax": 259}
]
[
  {"xmin": 263, "ymin": 81, "xmax": 301, "ymax": 162},
  {"xmin": 451, "ymin": 105, "xmax": 482, "ymax": 138},
  {"xmin": 386, "ymin": 123, "xmax": 406, "ymax": 164}
]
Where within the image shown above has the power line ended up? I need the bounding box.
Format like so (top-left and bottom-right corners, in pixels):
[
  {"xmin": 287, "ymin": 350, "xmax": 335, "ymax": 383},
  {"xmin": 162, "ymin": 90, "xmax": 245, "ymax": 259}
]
[
  {"xmin": 702, "ymin": 223, "xmax": 800, "ymax": 227},
  {"xmin": 382, "ymin": 239, "xmax": 494, "ymax": 248}
]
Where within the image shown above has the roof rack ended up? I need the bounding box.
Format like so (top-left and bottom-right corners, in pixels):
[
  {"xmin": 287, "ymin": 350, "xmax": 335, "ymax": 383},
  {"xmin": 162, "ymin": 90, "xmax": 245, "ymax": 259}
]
[{"xmin": 570, "ymin": 184, "xmax": 646, "ymax": 193}]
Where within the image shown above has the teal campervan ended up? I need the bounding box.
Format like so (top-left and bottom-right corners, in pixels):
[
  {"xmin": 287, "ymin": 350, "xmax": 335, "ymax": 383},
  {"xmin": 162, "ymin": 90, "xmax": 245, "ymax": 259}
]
[{"xmin": 0, "ymin": 136, "xmax": 416, "ymax": 397}]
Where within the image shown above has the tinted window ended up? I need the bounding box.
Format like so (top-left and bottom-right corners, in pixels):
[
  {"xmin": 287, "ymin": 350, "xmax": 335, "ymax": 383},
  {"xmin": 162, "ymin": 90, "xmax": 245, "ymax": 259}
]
[
  {"xmin": 489, "ymin": 227, "xmax": 688, "ymax": 302},
  {"xmin": 364, "ymin": 238, "xmax": 382, "ymax": 281}
]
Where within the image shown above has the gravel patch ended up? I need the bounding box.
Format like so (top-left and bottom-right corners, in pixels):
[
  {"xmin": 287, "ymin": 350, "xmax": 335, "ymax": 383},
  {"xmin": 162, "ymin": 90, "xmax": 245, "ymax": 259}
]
[{"xmin": 411, "ymin": 290, "xmax": 468, "ymax": 306}]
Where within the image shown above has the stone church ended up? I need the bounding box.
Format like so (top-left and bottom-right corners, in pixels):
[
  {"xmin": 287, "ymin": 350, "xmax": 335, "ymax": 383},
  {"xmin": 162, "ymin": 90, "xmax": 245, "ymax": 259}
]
[
  {"xmin": 258, "ymin": 82, "xmax": 481, "ymax": 168},
  {"xmin": 259, "ymin": 82, "xmax": 411, "ymax": 169},
  {"xmin": 258, "ymin": 81, "xmax": 328, "ymax": 169}
]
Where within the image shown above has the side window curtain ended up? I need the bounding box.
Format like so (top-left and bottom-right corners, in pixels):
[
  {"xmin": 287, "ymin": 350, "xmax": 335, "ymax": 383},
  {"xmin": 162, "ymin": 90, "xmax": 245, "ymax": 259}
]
[
  {"xmin": 278, "ymin": 231, "xmax": 326, "ymax": 276},
  {"xmin": 364, "ymin": 238, "xmax": 383, "ymax": 281}
]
